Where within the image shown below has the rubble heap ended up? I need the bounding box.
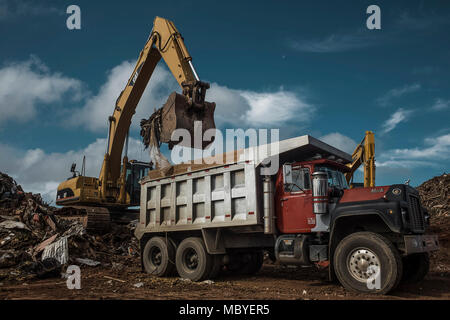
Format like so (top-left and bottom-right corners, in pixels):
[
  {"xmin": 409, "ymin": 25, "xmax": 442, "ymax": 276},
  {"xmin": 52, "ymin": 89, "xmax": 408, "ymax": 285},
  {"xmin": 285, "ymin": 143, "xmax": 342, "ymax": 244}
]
[
  {"xmin": 417, "ymin": 173, "xmax": 449, "ymax": 218},
  {"xmin": 0, "ymin": 171, "xmax": 138, "ymax": 282},
  {"xmin": 417, "ymin": 173, "xmax": 450, "ymax": 272}
]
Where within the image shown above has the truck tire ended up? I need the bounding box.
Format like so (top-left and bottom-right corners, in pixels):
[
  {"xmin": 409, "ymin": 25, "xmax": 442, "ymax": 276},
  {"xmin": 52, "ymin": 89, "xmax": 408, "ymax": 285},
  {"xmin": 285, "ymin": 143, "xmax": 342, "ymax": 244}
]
[
  {"xmin": 176, "ymin": 237, "xmax": 213, "ymax": 282},
  {"xmin": 401, "ymin": 253, "xmax": 429, "ymax": 284},
  {"xmin": 333, "ymin": 232, "xmax": 403, "ymax": 294},
  {"xmin": 143, "ymin": 237, "xmax": 176, "ymax": 277}
]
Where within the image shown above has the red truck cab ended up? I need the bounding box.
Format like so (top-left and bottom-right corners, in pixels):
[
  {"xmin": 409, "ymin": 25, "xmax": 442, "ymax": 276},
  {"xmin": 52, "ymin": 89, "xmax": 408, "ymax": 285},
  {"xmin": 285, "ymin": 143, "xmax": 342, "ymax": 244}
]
[{"xmin": 275, "ymin": 159, "xmax": 350, "ymax": 233}]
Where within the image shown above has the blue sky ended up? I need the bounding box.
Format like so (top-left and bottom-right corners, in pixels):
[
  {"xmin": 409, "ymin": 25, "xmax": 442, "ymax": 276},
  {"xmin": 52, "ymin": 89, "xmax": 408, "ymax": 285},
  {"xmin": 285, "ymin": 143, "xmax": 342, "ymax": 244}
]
[{"xmin": 0, "ymin": 0, "xmax": 449, "ymax": 202}]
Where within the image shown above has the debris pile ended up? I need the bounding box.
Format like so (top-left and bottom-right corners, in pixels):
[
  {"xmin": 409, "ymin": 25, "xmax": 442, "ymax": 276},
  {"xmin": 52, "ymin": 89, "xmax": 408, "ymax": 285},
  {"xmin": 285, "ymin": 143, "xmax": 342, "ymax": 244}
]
[
  {"xmin": 417, "ymin": 173, "xmax": 450, "ymax": 272},
  {"xmin": 417, "ymin": 173, "xmax": 449, "ymax": 218},
  {"xmin": 0, "ymin": 171, "xmax": 139, "ymax": 282}
]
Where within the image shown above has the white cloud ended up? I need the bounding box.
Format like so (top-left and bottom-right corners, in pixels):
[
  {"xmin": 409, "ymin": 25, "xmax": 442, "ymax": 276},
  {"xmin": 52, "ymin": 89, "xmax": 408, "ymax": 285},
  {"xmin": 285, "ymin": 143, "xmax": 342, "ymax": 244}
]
[
  {"xmin": 389, "ymin": 134, "xmax": 450, "ymax": 160},
  {"xmin": 0, "ymin": 0, "xmax": 61, "ymax": 20},
  {"xmin": 69, "ymin": 60, "xmax": 314, "ymax": 132},
  {"xmin": 381, "ymin": 108, "xmax": 413, "ymax": 134},
  {"xmin": 319, "ymin": 132, "xmax": 357, "ymax": 154},
  {"xmin": 0, "ymin": 137, "xmax": 150, "ymax": 204},
  {"xmin": 290, "ymin": 31, "xmax": 378, "ymax": 53},
  {"xmin": 69, "ymin": 61, "xmax": 179, "ymax": 132},
  {"xmin": 0, "ymin": 54, "xmax": 314, "ymax": 134},
  {"xmin": 241, "ymin": 90, "xmax": 312, "ymax": 126},
  {"xmin": 377, "ymin": 133, "xmax": 450, "ymax": 168},
  {"xmin": 208, "ymin": 83, "xmax": 314, "ymax": 128},
  {"xmin": 0, "ymin": 56, "xmax": 84, "ymax": 125},
  {"xmin": 431, "ymin": 98, "xmax": 450, "ymax": 111},
  {"xmin": 376, "ymin": 160, "xmax": 435, "ymax": 169},
  {"xmin": 377, "ymin": 83, "xmax": 421, "ymax": 107}
]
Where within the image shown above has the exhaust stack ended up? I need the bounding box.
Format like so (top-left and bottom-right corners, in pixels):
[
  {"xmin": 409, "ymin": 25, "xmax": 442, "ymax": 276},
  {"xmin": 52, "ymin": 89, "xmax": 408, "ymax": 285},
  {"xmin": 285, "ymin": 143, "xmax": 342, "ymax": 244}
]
[{"xmin": 312, "ymin": 171, "xmax": 329, "ymax": 214}]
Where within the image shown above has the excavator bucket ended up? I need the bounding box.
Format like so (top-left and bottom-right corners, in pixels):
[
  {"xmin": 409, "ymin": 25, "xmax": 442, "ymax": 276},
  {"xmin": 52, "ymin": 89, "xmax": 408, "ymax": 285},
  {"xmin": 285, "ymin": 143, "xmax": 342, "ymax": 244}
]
[{"xmin": 146, "ymin": 92, "xmax": 216, "ymax": 150}]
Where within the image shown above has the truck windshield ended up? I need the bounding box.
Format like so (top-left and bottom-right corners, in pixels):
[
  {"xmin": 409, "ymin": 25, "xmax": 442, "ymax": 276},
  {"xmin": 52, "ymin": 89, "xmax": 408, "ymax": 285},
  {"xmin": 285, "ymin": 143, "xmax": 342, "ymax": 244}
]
[{"xmin": 315, "ymin": 165, "xmax": 349, "ymax": 189}]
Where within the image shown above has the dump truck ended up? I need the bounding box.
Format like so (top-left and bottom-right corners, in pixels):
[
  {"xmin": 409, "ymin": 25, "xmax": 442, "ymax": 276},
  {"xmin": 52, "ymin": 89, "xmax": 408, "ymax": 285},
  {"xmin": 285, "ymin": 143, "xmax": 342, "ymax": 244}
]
[{"xmin": 135, "ymin": 135, "xmax": 439, "ymax": 294}]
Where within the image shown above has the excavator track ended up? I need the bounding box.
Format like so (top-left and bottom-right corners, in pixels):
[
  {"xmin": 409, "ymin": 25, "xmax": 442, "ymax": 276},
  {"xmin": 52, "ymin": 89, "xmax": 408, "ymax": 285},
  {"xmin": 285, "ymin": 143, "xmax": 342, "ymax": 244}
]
[
  {"xmin": 54, "ymin": 206, "xmax": 110, "ymax": 234},
  {"xmin": 85, "ymin": 207, "xmax": 111, "ymax": 234},
  {"xmin": 54, "ymin": 206, "xmax": 138, "ymax": 234}
]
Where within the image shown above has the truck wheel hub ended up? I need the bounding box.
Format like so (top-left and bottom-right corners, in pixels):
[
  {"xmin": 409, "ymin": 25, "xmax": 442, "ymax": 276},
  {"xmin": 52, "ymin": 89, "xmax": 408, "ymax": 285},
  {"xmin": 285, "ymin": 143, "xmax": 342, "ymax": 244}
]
[
  {"xmin": 150, "ymin": 248, "xmax": 162, "ymax": 266},
  {"xmin": 184, "ymin": 249, "xmax": 199, "ymax": 270},
  {"xmin": 347, "ymin": 249, "xmax": 380, "ymax": 282}
]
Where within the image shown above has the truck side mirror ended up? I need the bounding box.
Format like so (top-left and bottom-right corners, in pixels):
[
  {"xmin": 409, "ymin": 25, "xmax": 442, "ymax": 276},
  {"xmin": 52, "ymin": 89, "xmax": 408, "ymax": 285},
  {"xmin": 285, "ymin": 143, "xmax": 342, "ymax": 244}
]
[
  {"xmin": 70, "ymin": 163, "xmax": 76, "ymax": 173},
  {"xmin": 282, "ymin": 164, "xmax": 293, "ymax": 185}
]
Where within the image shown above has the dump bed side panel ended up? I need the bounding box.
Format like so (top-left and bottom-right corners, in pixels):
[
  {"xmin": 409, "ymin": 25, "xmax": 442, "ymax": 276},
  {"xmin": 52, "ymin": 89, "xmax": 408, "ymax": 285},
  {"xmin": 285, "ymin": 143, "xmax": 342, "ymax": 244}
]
[{"xmin": 135, "ymin": 163, "xmax": 262, "ymax": 237}]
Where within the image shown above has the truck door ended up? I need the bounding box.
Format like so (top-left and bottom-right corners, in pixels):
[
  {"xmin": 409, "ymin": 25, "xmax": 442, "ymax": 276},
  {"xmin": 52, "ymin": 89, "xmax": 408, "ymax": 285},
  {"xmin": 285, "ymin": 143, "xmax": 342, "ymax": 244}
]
[{"xmin": 277, "ymin": 165, "xmax": 315, "ymax": 233}]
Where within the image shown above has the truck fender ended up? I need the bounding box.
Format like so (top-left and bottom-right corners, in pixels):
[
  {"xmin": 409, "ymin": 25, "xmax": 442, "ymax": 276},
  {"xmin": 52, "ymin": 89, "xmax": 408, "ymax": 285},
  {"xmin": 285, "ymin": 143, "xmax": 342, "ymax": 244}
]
[{"xmin": 201, "ymin": 228, "xmax": 226, "ymax": 254}]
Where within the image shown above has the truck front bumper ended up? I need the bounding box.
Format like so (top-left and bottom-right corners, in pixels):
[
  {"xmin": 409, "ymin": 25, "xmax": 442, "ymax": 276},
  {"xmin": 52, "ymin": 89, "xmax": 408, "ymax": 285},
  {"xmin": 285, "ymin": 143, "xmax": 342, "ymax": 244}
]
[{"xmin": 404, "ymin": 234, "xmax": 439, "ymax": 255}]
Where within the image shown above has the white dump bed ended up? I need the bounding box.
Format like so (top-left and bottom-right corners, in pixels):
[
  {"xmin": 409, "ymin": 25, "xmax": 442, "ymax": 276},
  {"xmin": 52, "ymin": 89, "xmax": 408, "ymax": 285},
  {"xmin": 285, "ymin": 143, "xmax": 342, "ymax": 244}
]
[{"xmin": 135, "ymin": 135, "xmax": 351, "ymax": 238}]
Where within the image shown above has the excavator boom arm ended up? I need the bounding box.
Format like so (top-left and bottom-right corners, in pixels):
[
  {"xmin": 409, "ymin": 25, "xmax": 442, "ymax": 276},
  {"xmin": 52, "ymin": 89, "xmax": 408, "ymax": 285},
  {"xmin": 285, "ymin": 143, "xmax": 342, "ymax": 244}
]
[
  {"xmin": 99, "ymin": 17, "xmax": 206, "ymax": 193},
  {"xmin": 345, "ymin": 131, "xmax": 376, "ymax": 188}
]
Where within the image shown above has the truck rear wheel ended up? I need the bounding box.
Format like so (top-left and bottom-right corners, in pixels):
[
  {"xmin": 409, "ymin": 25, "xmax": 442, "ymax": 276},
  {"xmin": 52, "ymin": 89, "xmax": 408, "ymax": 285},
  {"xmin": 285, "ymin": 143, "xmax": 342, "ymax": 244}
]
[
  {"xmin": 143, "ymin": 237, "xmax": 176, "ymax": 277},
  {"xmin": 401, "ymin": 253, "xmax": 429, "ymax": 284},
  {"xmin": 176, "ymin": 237, "xmax": 213, "ymax": 282},
  {"xmin": 333, "ymin": 231, "xmax": 402, "ymax": 294}
]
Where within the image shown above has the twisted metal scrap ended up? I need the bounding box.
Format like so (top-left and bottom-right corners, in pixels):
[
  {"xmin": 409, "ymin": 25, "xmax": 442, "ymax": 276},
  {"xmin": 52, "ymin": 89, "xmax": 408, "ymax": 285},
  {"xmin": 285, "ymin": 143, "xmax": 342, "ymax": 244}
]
[{"xmin": 140, "ymin": 108, "xmax": 171, "ymax": 170}]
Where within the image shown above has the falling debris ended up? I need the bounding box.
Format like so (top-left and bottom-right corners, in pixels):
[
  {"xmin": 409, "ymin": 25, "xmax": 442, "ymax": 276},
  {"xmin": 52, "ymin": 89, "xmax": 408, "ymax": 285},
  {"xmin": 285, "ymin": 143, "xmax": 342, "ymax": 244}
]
[{"xmin": 140, "ymin": 113, "xmax": 171, "ymax": 170}]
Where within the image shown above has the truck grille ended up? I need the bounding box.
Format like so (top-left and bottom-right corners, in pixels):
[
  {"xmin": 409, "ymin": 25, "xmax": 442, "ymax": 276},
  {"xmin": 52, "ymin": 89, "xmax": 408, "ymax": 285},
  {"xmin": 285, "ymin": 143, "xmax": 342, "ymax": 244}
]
[{"xmin": 408, "ymin": 194, "xmax": 425, "ymax": 233}]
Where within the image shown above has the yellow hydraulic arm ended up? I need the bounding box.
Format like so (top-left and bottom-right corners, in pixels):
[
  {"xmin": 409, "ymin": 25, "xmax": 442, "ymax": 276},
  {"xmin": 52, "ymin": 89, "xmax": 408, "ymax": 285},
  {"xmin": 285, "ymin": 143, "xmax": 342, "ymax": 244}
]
[
  {"xmin": 99, "ymin": 16, "xmax": 213, "ymax": 203},
  {"xmin": 345, "ymin": 131, "xmax": 376, "ymax": 188}
]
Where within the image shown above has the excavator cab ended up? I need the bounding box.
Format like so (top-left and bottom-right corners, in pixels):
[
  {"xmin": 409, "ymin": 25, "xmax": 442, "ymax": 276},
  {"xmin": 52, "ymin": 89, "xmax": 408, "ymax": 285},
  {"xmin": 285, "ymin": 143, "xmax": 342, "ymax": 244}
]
[{"xmin": 125, "ymin": 160, "xmax": 152, "ymax": 205}]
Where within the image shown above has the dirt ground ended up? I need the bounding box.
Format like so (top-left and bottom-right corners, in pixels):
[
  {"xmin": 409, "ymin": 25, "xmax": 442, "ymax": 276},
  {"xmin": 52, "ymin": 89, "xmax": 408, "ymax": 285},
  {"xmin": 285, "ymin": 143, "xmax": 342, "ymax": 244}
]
[
  {"xmin": 1, "ymin": 210, "xmax": 449, "ymax": 300},
  {"xmin": 0, "ymin": 256, "xmax": 449, "ymax": 300}
]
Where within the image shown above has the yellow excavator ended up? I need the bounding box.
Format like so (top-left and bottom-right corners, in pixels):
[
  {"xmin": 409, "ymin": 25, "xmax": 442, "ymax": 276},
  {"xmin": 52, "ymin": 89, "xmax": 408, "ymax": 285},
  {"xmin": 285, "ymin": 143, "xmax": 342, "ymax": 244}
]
[
  {"xmin": 345, "ymin": 130, "xmax": 376, "ymax": 188},
  {"xmin": 55, "ymin": 17, "xmax": 216, "ymax": 231}
]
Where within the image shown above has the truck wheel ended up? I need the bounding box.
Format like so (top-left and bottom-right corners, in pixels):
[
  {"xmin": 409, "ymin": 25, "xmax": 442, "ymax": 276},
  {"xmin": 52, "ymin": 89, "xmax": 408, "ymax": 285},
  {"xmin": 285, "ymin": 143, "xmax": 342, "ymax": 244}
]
[
  {"xmin": 333, "ymin": 232, "xmax": 403, "ymax": 294},
  {"xmin": 401, "ymin": 253, "xmax": 430, "ymax": 284},
  {"xmin": 176, "ymin": 237, "xmax": 213, "ymax": 282},
  {"xmin": 143, "ymin": 237, "xmax": 175, "ymax": 277}
]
